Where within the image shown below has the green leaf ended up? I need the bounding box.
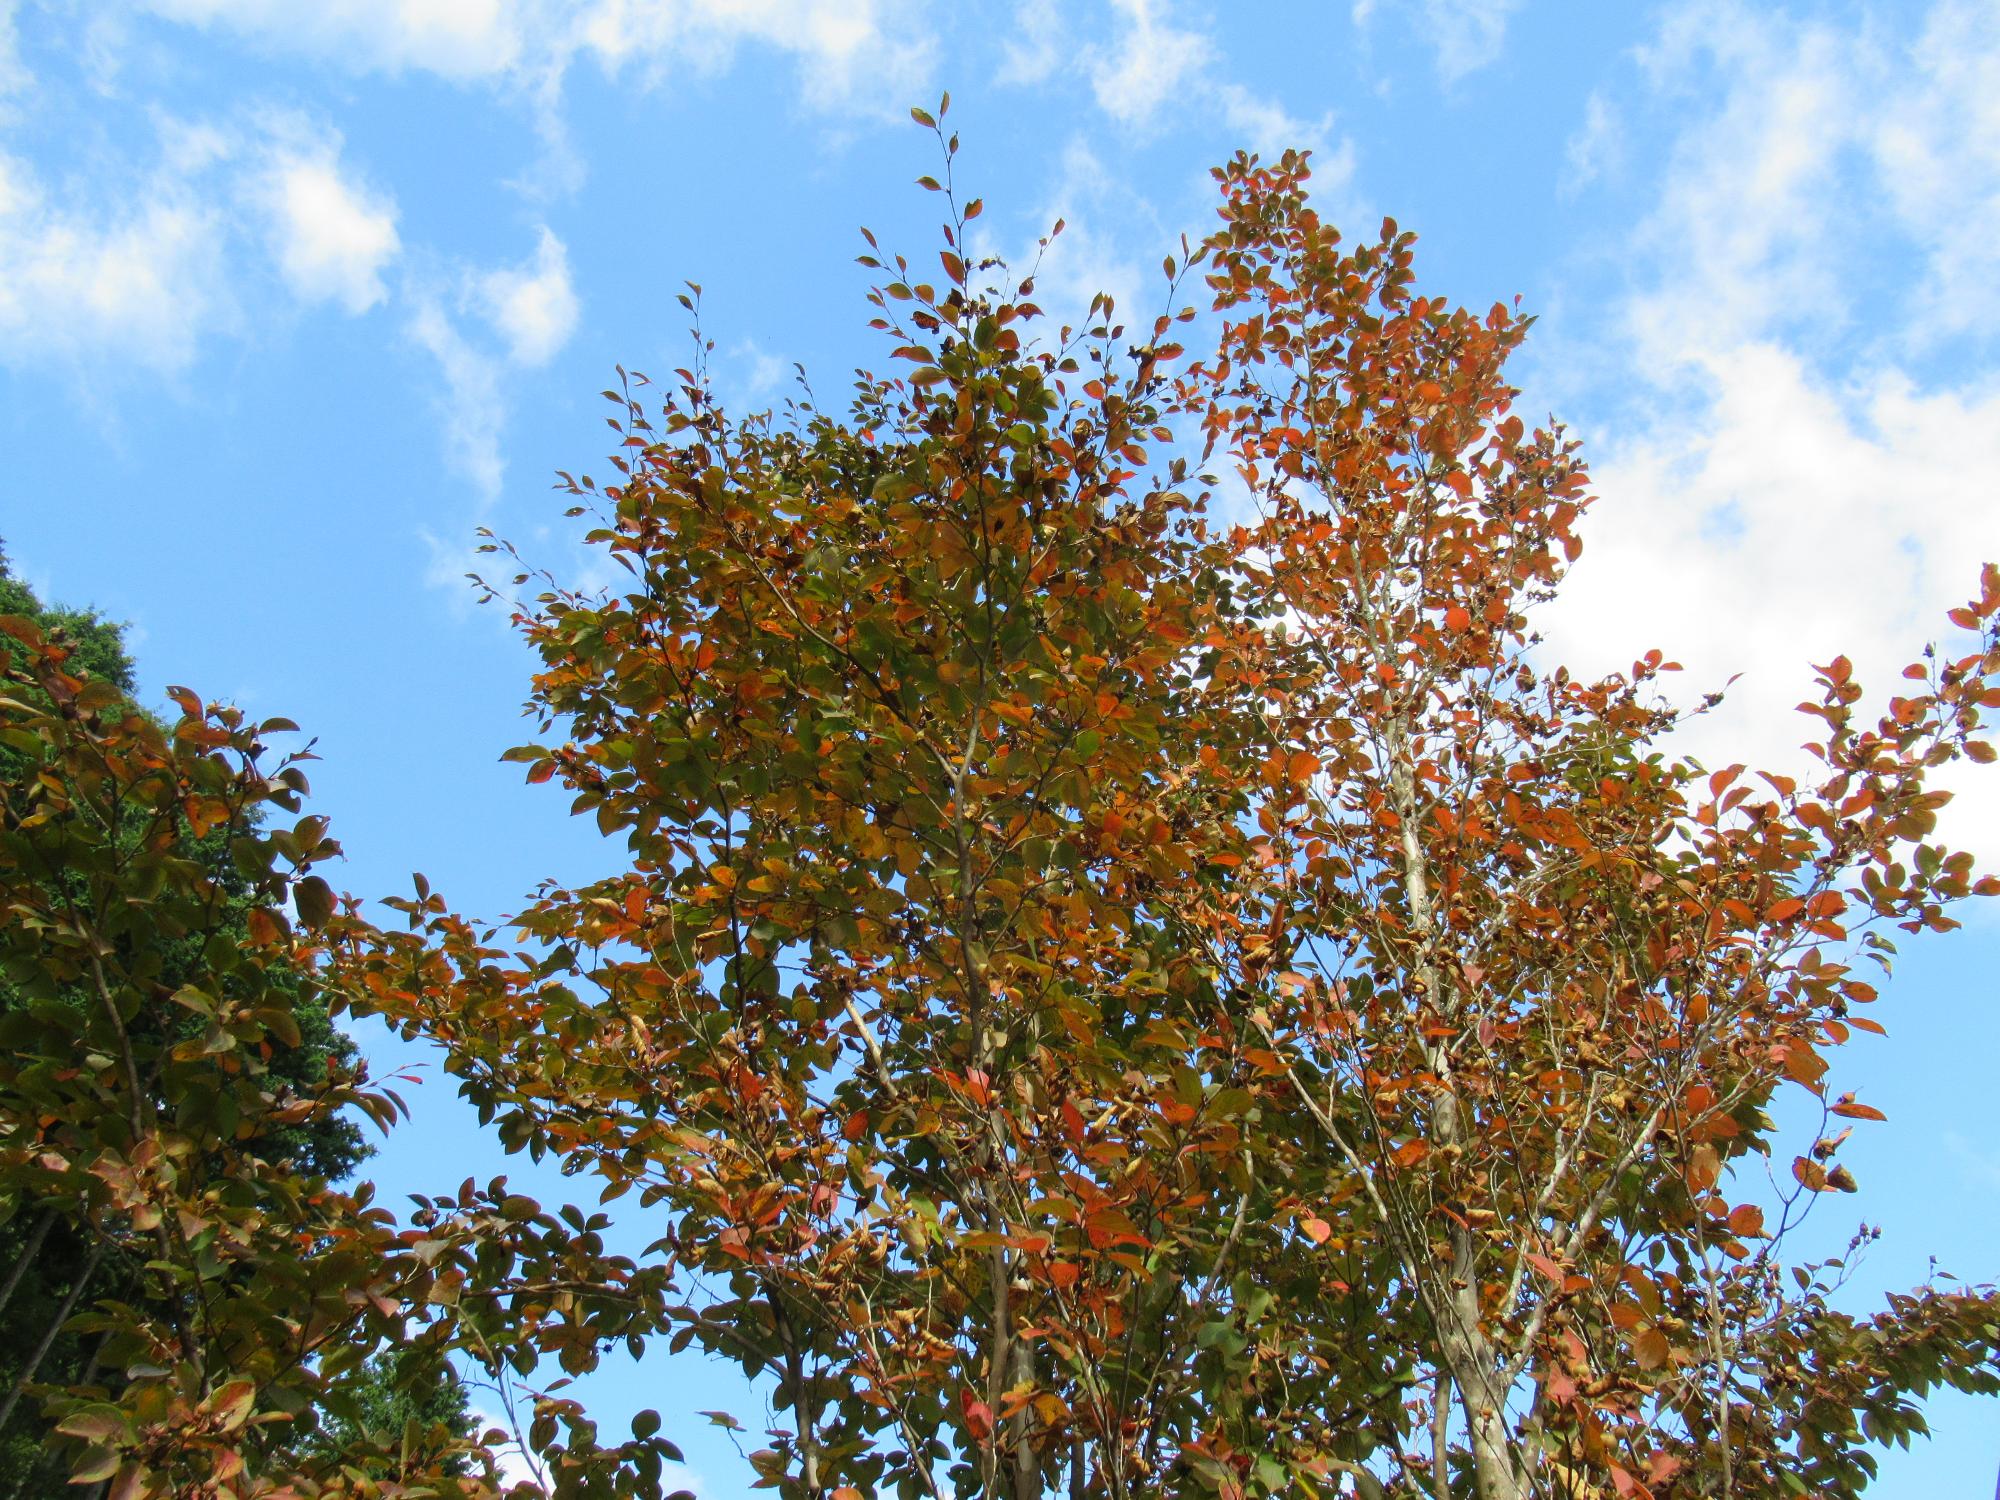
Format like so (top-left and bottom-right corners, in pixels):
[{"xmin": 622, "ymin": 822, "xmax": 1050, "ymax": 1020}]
[{"xmin": 294, "ymin": 873, "xmax": 336, "ymax": 928}]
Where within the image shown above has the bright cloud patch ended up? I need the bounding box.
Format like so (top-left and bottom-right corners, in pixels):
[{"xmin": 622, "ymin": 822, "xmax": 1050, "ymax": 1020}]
[
  {"xmin": 0, "ymin": 109, "xmax": 408, "ymax": 367},
  {"xmin": 1089, "ymin": 0, "xmax": 1211, "ymax": 127},
  {"xmin": 254, "ymin": 146, "xmax": 400, "ymax": 313},
  {"xmin": 1540, "ymin": 0, "xmax": 2000, "ymax": 858},
  {"xmin": 0, "ymin": 151, "xmax": 227, "ymax": 371},
  {"xmin": 140, "ymin": 0, "xmax": 524, "ymax": 80},
  {"xmin": 475, "ymin": 226, "xmax": 577, "ymax": 367},
  {"xmin": 1552, "ymin": 350, "xmax": 2000, "ymax": 761},
  {"xmin": 143, "ymin": 0, "xmax": 933, "ymax": 113}
]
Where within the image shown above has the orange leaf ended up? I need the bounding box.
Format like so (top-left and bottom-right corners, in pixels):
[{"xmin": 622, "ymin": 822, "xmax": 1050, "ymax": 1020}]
[
  {"xmin": 1526, "ymin": 1252, "xmax": 1565, "ymax": 1285},
  {"xmin": 1632, "ymin": 1328, "xmax": 1670, "ymax": 1372}
]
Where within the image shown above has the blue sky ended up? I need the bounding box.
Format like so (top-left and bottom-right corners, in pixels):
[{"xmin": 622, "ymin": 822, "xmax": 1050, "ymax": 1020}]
[{"xmin": 3, "ymin": 0, "xmax": 1997, "ymax": 1493}]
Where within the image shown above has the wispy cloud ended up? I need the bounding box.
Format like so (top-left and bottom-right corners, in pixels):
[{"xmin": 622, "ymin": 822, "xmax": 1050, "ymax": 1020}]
[
  {"xmin": 408, "ymin": 224, "xmax": 582, "ymax": 500},
  {"xmin": 0, "ymin": 0, "xmax": 28, "ymax": 97},
  {"xmin": 1088, "ymin": 0, "xmax": 1211, "ymax": 129},
  {"xmin": 408, "ymin": 293, "xmax": 507, "ymax": 501},
  {"xmin": 580, "ymin": 0, "xmax": 933, "ymax": 115},
  {"xmin": 140, "ymin": 0, "xmax": 526, "ymax": 79},
  {"xmin": 1352, "ymin": 0, "xmax": 1523, "ymax": 84},
  {"xmin": 996, "ymin": 0, "xmax": 1064, "ymax": 87},
  {"xmin": 0, "ymin": 142, "xmax": 231, "ymax": 371},
  {"xmin": 1943, "ymin": 1130, "xmax": 2000, "ymax": 1191},
  {"xmin": 138, "ymin": 0, "xmax": 936, "ymax": 117},
  {"xmin": 992, "ymin": 0, "xmax": 1343, "ymax": 164},
  {"xmin": 1561, "ymin": 90, "xmax": 1622, "ymax": 195},
  {"xmin": 0, "ymin": 110, "xmax": 407, "ymax": 370}
]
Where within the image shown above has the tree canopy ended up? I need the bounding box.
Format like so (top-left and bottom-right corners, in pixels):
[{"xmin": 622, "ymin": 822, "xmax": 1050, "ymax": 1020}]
[
  {"xmin": 5, "ymin": 115, "xmax": 1997, "ymax": 1500},
  {"xmin": 0, "ymin": 547, "xmax": 392, "ymax": 1493}
]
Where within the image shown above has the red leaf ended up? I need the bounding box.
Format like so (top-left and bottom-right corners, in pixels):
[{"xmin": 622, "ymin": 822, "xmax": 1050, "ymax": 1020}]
[{"xmin": 959, "ymin": 1389, "xmax": 995, "ymax": 1441}]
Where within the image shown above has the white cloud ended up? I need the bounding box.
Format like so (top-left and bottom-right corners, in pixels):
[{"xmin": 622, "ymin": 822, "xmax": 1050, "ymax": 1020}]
[
  {"xmin": 1621, "ymin": 17, "xmax": 1852, "ymax": 369},
  {"xmin": 0, "ymin": 149, "xmax": 229, "ymax": 371},
  {"xmin": 139, "ymin": 0, "xmax": 934, "ymax": 115},
  {"xmin": 1561, "ymin": 90, "xmax": 1622, "ymax": 195},
  {"xmin": 996, "ymin": 0, "xmax": 1064, "ymax": 86},
  {"xmin": 1865, "ymin": 0, "xmax": 2000, "ymax": 346},
  {"xmin": 409, "ymin": 226, "xmax": 581, "ymax": 498},
  {"xmin": 0, "ymin": 108, "xmax": 412, "ymax": 368},
  {"xmin": 1214, "ymin": 81, "xmax": 1343, "ymax": 164},
  {"xmin": 580, "ymin": 0, "xmax": 932, "ymax": 113},
  {"xmin": 253, "ymin": 140, "xmax": 400, "ymax": 313},
  {"xmin": 1090, "ymin": 0, "xmax": 1211, "ymax": 129},
  {"xmin": 0, "ymin": 0, "xmax": 28, "ymax": 96},
  {"xmin": 1353, "ymin": 0, "xmax": 1522, "ymax": 84},
  {"xmin": 1548, "ymin": 350, "xmax": 2000, "ymax": 767},
  {"xmin": 993, "ymin": 0, "xmax": 1340, "ymax": 163},
  {"xmin": 475, "ymin": 225, "xmax": 577, "ymax": 367},
  {"xmin": 409, "ymin": 293, "xmax": 506, "ymax": 499},
  {"xmin": 140, "ymin": 0, "xmax": 524, "ymax": 79},
  {"xmin": 1537, "ymin": 0, "xmax": 2000, "ymax": 861},
  {"xmin": 981, "ymin": 137, "xmax": 1150, "ymax": 342},
  {"xmin": 727, "ymin": 336, "xmax": 790, "ymax": 404}
]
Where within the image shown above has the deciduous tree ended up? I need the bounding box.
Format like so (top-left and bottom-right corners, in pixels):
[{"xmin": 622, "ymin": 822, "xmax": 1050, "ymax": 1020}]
[{"xmin": 341, "ymin": 115, "xmax": 2000, "ymax": 1499}]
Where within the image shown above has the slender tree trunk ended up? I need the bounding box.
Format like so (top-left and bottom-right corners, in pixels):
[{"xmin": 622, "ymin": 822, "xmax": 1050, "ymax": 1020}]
[
  {"xmin": 1381, "ymin": 690, "xmax": 1523, "ymax": 1500},
  {"xmin": 0, "ymin": 1210, "xmax": 55, "ymax": 1322},
  {"xmin": 1431, "ymin": 1370, "xmax": 1455, "ymax": 1500},
  {"xmin": 0, "ymin": 1237, "xmax": 107, "ymax": 1447},
  {"xmin": 1458, "ymin": 1375, "xmax": 1523, "ymax": 1500},
  {"xmin": 1007, "ymin": 1335, "xmax": 1039, "ymax": 1499}
]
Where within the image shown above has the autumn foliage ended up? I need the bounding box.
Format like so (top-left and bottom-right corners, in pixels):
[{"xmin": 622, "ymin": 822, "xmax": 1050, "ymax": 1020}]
[{"xmin": 6, "ymin": 106, "xmax": 1999, "ymax": 1499}]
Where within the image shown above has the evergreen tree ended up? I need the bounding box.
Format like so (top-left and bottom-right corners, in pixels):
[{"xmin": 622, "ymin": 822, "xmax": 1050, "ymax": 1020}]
[{"xmin": 0, "ymin": 544, "xmax": 468, "ymax": 1489}]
